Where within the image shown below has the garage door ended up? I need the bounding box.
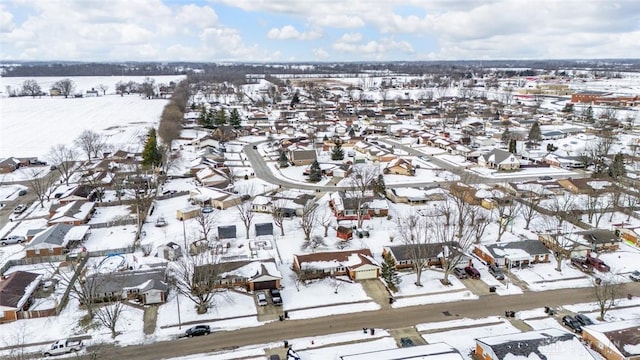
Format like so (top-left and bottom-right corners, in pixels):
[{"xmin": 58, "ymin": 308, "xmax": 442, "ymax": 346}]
[
  {"xmin": 253, "ymin": 280, "xmax": 277, "ymax": 290},
  {"xmin": 355, "ymin": 269, "xmax": 378, "ymax": 280}
]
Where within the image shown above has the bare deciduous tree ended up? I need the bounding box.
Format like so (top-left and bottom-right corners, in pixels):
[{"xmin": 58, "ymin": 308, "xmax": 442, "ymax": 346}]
[
  {"xmin": 195, "ymin": 211, "xmax": 217, "ymax": 241},
  {"xmin": 236, "ymin": 202, "xmax": 254, "ymax": 239},
  {"xmin": 53, "ymin": 78, "xmax": 75, "ymax": 98},
  {"xmin": 21, "ymin": 79, "xmax": 41, "ymax": 97},
  {"xmin": 48, "ymin": 144, "xmax": 77, "ymax": 186},
  {"xmin": 348, "ymin": 164, "xmax": 380, "ymax": 228},
  {"xmin": 168, "ymin": 253, "xmax": 221, "ymax": 314},
  {"xmin": 593, "ymin": 275, "xmax": 622, "ymax": 320},
  {"xmin": 517, "ymin": 194, "xmax": 541, "ymax": 230},
  {"xmin": 271, "ymin": 199, "xmax": 286, "ymax": 236},
  {"xmin": 97, "ymin": 84, "xmax": 108, "ymax": 95},
  {"xmin": 26, "ymin": 169, "xmax": 56, "ymax": 207},
  {"xmin": 94, "ymin": 300, "xmax": 127, "ymax": 339},
  {"xmin": 317, "ymin": 206, "xmax": 335, "ymax": 237},
  {"xmin": 299, "ymin": 201, "xmax": 318, "ymax": 241},
  {"xmin": 74, "ymin": 130, "xmax": 107, "ymax": 160}
]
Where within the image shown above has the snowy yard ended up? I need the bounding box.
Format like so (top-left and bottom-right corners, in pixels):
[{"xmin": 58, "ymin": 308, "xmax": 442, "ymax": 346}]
[{"xmin": 510, "ymin": 261, "xmax": 593, "ymax": 291}]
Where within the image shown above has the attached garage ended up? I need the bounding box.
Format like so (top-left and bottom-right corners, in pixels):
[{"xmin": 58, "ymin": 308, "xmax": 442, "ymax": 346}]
[{"xmin": 351, "ymin": 264, "xmax": 380, "ymax": 280}]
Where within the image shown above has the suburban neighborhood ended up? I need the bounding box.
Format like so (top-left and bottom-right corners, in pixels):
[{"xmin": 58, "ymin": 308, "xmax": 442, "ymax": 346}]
[{"xmin": 1, "ymin": 60, "xmax": 640, "ymax": 360}]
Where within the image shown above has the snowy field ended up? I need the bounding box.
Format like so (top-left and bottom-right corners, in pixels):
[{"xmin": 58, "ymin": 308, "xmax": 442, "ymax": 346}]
[{"xmin": 0, "ymin": 75, "xmax": 185, "ymax": 158}]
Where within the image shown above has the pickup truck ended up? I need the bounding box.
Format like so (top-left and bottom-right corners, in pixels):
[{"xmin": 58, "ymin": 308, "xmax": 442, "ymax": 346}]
[{"xmin": 42, "ymin": 339, "xmax": 83, "ymax": 357}]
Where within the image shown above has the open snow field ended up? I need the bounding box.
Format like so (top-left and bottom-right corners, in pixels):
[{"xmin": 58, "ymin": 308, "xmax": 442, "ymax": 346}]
[{"xmin": 0, "ymin": 75, "xmax": 185, "ymax": 158}]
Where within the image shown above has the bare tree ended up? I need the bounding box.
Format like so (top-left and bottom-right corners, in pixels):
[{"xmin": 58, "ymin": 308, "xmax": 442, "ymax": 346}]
[
  {"xmin": 517, "ymin": 194, "xmax": 541, "ymax": 230},
  {"xmin": 469, "ymin": 206, "xmax": 492, "ymax": 243},
  {"xmin": 271, "ymin": 199, "xmax": 286, "ymax": 236},
  {"xmin": 26, "ymin": 169, "xmax": 56, "ymax": 207},
  {"xmin": 348, "ymin": 164, "xmax": 380, "ymax": 228},
  {"xmin": 493, "ymin": 193, "xmax": 519, "ymax": 242},
  {"xmin": 546, "ymin": 192, "xmax": 577, "ymax": 228},
  {"xmin": 21, "ymin": 79, "xmax": 42, "ymax": 97},
  {"xmin": 97, "ymin": 84, "xmax": 108, "ymax": 95},
  {"xmin": 53, "ymin": 78, "xmax": 76, "ymax": 98},
  {"xmin": 74, "ymin": 130, "xmax": 107, "ymax": 160},
  {"xmin": 299, "ymin": 201, "xmax": 318, "ymax": 241},
  {"xmin": 317, "ymin": 207, "xmax": 335, "ymax": 237},
  {"xmin": 593, "ymin": 275, "xmax": 622, "ymax": 320},
  {"xmin": 194, "ymin": 211, "xmax": 217, "ymax": 241},
  {"xmin": 48, "ymin": 144, "xmax": 77, "ymax": 186},
  {"xmin": 396, "ymin": 212, "xmax": 427, "ymax": 286},
  {"xmin": 94, "ymin": 300, "xmax": 127, "ymax": 339},
  {"xmin": 236, "ymin": 202, "xmax": 254, "ymax": 239},
  {"xmin": 168, "ymin": 253, "xmax": 221, "ymax": 314},
  {"xmin": 585, "ymin": 191, "xmax": 614, "ymax": 227}
]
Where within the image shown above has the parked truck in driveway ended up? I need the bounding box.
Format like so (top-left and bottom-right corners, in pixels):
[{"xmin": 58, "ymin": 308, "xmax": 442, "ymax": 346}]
[{"xmin": 42, "ymin": 339, "xmax": 83, "ymax": 357}]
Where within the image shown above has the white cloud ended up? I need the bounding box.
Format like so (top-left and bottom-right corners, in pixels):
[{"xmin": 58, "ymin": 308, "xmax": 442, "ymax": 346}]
[
  {"xmin": 338, "ymin": 32, "xmax": 362, "ymax": 43},
  {"xmin": 312, "ymin": 48, "xmax": 329, "ymax": 59},
  {"xmin": 267, "ymin": 25, "xmax": 322, "ymax": 40},
  {"xmin": 0, "ymin": 5, "xmax": 15, "ymax": 32},
  {"xmin": 333, "ymin": 37, "xmax": 414, "ymax": 59}
]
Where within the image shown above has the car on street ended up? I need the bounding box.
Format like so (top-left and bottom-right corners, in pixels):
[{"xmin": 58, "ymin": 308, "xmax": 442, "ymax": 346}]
[
  {"xmin": 562, "ymin": 315, "xmax": 583, "ymax": 333},
  {"xmin": 629, "ymin": 270, "xmax": 640, "ymax": 282},
  {"xmin": 256, "ymin": 291, "xmax": 268, "ymax": 306},
  {"xmin": 453, "ymin": 267, "xmax": 468, "ymax": 279},
  {"xmin": 575, "ymin": 314, "xmax": 594, "ymax": 327},
  {"xmin": 488, "ymin": 264, "xmax": 505, "ymax": 280},
  {"xmin": 13, "ymin": 204, "xmax": 27, "ymax": 214},
  {"xmin": 538, "ymin": 176, "xmax": 553, "ymax": 181},
  {"xmin": 185, "ymin": 325, "xmax": 211, "ymax": 337},
  {"xmin": 1, "ymin": 235, "xmax": 26, "ymax": 246},
  {"xmin": 400, "ymin": 337, "xmax": 415, "ymax": 347},
  {"xmin": 464, "ymin": 266, "xmax": 481, "ymax": 279},
  {"xmin": 270, "ymin": 288, "xmax": 282, "ymax": 306}
]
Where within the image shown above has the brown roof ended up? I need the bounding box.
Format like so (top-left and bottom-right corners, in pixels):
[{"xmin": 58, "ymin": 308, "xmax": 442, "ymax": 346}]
[
  {"xmin": 0, "ymin": 271, "xmax": 39, "ymax": 308},
  {"xmin": 295, "ymin": 249, "xmax": 374, "ymax": 268}
]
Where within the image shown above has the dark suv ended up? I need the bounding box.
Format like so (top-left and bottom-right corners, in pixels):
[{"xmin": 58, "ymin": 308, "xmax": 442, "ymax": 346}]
[
  {"xmin": 562, "ymin": 315, "xmax": 583, "ymax": 333},
  {"xmin": 453, "ymin": 267, "xmax": 468, "ymax": 279},
  {"xmin": 185, "ymin": 325, "xmax": 211, "ymax": 337},
  {"xmin": 270, "ymin": 288, "xmax": 282, "ymax": 306},
  {"xmin": 488, "ymin": 265, "xmax": 505, "ymax": 280}
]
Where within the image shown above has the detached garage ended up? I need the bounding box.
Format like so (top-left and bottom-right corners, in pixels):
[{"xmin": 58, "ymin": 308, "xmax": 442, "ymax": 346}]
[{"xmin": 351, "ymin": 264, "xmax": 380, "ymax": 280}]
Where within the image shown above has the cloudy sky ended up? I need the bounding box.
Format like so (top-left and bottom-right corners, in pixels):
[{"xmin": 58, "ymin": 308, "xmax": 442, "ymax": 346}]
[{"xmin": 1, "ymin": 0, "xmax": 639, "ymax": 62}]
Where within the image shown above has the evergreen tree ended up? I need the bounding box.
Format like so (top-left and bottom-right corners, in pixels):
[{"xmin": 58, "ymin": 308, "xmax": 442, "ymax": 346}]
[
  {"xmin": 381, "ymin": 254, "xmax": 401, "ymax": 291},
  {"xmin": 508, "ymin": 138, "xmax": 517, "ymax": 154},
  {"xmin": 348, "ymin": 127, "xmax": 356, "ymax": 137},
  {"xmin": 322, "ymin": 134, "xmax": 329, "ymax": 142},
  {"xmin": 501, "ymin": 128, "xmax": 511, "ymax": 144},
  {"xmin": 141, "ymin": 128, "xmax": 162, "ymax": 168},
  {"xmin": 372, "ymin": 174, "xmax": 386, "ymax": 197},
  {"xmin": 528, "ymin": 121, "xmax": 542, "ymax": 145},
  {"xmin": 582, "ymin": 106, "xmax": 594, "ymax": 122},
  {"xmin": 278, "ymin": 149, "xmax": 289, "ymax": 168},
  {"xmin": 546, "ymin": 143, "xmax": 558, "ymax": 152},
  {"xmin": 308, "ymin": 160, "xmax": 322, "ymax": 182},
  {"xmin": 331, "ymin": 141, "xmax": 344, "ymax": 160},
  {"xmin": 229, "ymin": 108, "xmax": 241, "ymax": 128},
  {"xmin": 199, "ymin": 108, "xmax": 213, "ymax": 128},
  {"xmin": 214, "ymin": 108, "xmax": 227, "ymax": 126},
  {"xmin": 608, "ymin": 153, "xmax": 626, "ymax": 179}
]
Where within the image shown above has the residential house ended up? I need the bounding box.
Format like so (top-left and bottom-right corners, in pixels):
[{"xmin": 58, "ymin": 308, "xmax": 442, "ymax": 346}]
[
  {"xmin": 538, "ymin": 228, "xmax": 620, "ymax": 258},
  {"xmin": 557, "ymin": 178, "xmax": 611, "ymax": 194},
  {"xmin": 58, "ymin": 184, "xmax": 95, "ymax": 204},
  {"xmin": 328, "ymin": 191, "xmax": 383, "ymax": 220},
  {"xmin": 574, "ymin": 229, "xmax": 621, "ymax": 252},
  {"xmin": 293, "ymin": 249, "xmax": 380, "ymax": 281},
  {"xmin": 383, "ymin": 243, "xmax": 462, "ymax": 270},
  {"xmin": 25, "ymin": 224, "xmax": 90, "ymax": 258},
  {"xmin": 449, "ymin": 183, "xmax": 481, "ymax": 205},
  {"xmin": 473, "ymin": 240, "xmax": 550, "ymax": 268},
  {"xmin": 0, "ymin": 271, "xmax": 41, "ymax": 323},
  {"xmin": 0, "ymin": 157, "xmax": 20, "ymax": 173},
  {"xmin": 48, "ymin": 201, "xmax": 95, "ymax": 226},
  {"xmin": 85, "ymin": 268, "xmax": 169, "ymax": 305},
  {"xmin": 195, "ymin": 259, "xmax": 282, "ymax": 291},
  {"xmin": 251, "ymin": 196, "xmax": 273, "ymax": 213},
  {"xmin": 289, "ymin": 149, "xmax": 317, "ymax": 166},
  {"xmin": 385, "ymin": 187, "xmax": 446, "ymax": 205},
  {"xmin": 475, "ymin": 328, "xmax": 595, "ymax": 360},
  {"xmin": 581, "ymin": 320, "xmax": 640, "ymax": 360},
  {"xmin": 384, "ymin": 158, "xmax": 414, "ymax": 176},
  {"xmin": 194, "ymin": 167, "xmax": 230, "ymax": 189},
  {"xmin": 189, "ymin": 187, "xmax": 241, "ymax": 210},
  {"xmin": 176, "ymin": 206, "xmax": 201, "ymax": 221},
  {"xmin": 478, "ymin": 149, "xmax": 520, "ymax": 170},
  {"xmin": 612, "ymin": 223, "xmax": 640, "ymax": 248}
]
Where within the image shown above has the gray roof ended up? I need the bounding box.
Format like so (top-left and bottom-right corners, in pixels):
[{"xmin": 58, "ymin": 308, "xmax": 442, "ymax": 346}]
[
  {"xmin": 576, "ymin": 229, "xmax": 620, "ymax": 245},
  {"xmin": 485, "ymin": 240, "xmax": 550, "ymax": 259},
  {"xmin": 290, "ymin": 150, "xmax": 317, "ymax": 161},
  {"xmin": 86, "ymin": 268, "xmax": 168, "ymax": 297},
  {"xmin": 0, "ymin": 271, "xmax": 39, "ymax": 308},
  {"xmin": 255, "ymin": 223, "xmax": 273, "ymax": 237},
  {"xmin": 477, "ymin": 331, "xmax": 577, "ymax": 359},
  {"xmin": 218, "ymin": 225, "xmax": 237, "ymax": 239},
  {"xmin": 28, "ymin": 223, "xmax": 73, "ymax": 247},
  {"xmin": 480, "ymin": 149, "xmax": 514, "ymax": 164},
  {"xmin": 386, "ymin": 243, "xmax": 456, "ymax": 262}
]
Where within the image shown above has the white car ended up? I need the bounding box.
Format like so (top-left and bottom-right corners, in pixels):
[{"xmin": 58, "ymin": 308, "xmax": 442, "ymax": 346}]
[
  {"xmin": 1, "ymin": 235, "xmax": 26, "ymax": 246},
  {"xmin": 256, "ymin": 291, "xmax": 268, "ymax": 306},
  {"xmin": 13, "ymin": 204, "xmax": 27, "ymax": 214}
]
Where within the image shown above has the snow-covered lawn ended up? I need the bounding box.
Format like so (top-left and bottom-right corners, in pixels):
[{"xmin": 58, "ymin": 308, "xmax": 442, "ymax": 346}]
[
  {"xmin": 394, "ymin": 270, "xmax": 466, "ymax": 296},
  {"xmin": 83, "ymin": 226, "xmax": 137, "ymax": 251},
  {"xmin": 269, "ymin": 163, "xmax": 333, "ymax": 186},
  {"xmin": 598, "ymin": 242, "xmax": 640, "ymax": 275},
  {"xmin": 510, "ymin": 261, "xmax": 593, "ymax": 291},
  {"xmin": 88, "ymin": 205, "xmax": 135, "ymax": 224},
  {"xmin": 0, "ymin": 166, "xmax": 50, "ymax": 183},
  {"xmin": 470, "ymin": 166, "xmax": 576, "ymax": 179},
  {"xmin": 281, "ymin": 275, "xmax": 372, "ymax": 311}
]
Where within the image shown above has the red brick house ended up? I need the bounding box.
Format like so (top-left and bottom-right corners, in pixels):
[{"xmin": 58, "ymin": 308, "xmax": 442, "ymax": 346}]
[
  {"xmin": 293, "ymin": 249, "xmax": 379, "ymax": 281},
  {"xmin": 0, "ymin": 271, "xmax": 41, "ymax": 323}
]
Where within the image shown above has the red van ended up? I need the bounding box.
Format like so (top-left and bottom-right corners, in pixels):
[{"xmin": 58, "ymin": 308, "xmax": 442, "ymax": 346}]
[{"xmin": 464, "ymin": 266, "xmax": 481, "ymax": 279}]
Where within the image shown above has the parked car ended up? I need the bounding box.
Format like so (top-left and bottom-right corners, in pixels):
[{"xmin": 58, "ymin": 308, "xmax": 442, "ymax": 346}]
[
  {"xmin": 269, "ymin": 355, "xmax": 281, "ymax": 360},
  {"xmin": 400, "ymin": 337, "xmax": 415, "ymax": 347},
  {"xmin": 571, "ymin": 257, "xmax": 593, "ymax": 273},
  {"xmin": 464, "ymin": 266, "xmax": 481, "ymax": 279},
  {"xmin": 42, "ymin": 339, "xmax": 83, "ymax": 357},
  {"xmin": 256, "ymin": 291, "xmax": 268, "ymax": 306},
  {"xmin": 629, "ymin": 270, "xmax": 640, "ymax": 282},
  {"xmin": 18, "ymin": 189, "xmax": 27, "ymax": 196},
  {"xmin": 488, "ymin": 264, "xmax": 505, "ymax": 280},
  {"xmin": 586, "ymin": 256, "xmax": 610, "ymax": 272},
  {"xmin": 270, "ymin": 288, "xmax": 282, "ymax": 306},
  {"xmin": 1, "ymin": 235, "xmax": 26, "ymax": 246},
  {"xmin": 185, "ymin": 325, "xmax": 211, "ymax": 337},
  {"xmin": 12, "ymin": 204, "xmax": 27, "ymax": 214},
  {"xmin": 562, "ymin": 315, "xmax": 583, "ymax": 333},
  {"xmin": 574, "ymin": 314, "xmax": 594, "ymax": 327},
  {"xmin": 453, "ymin": 267, "xmax": 468, "ymax": 279}
]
